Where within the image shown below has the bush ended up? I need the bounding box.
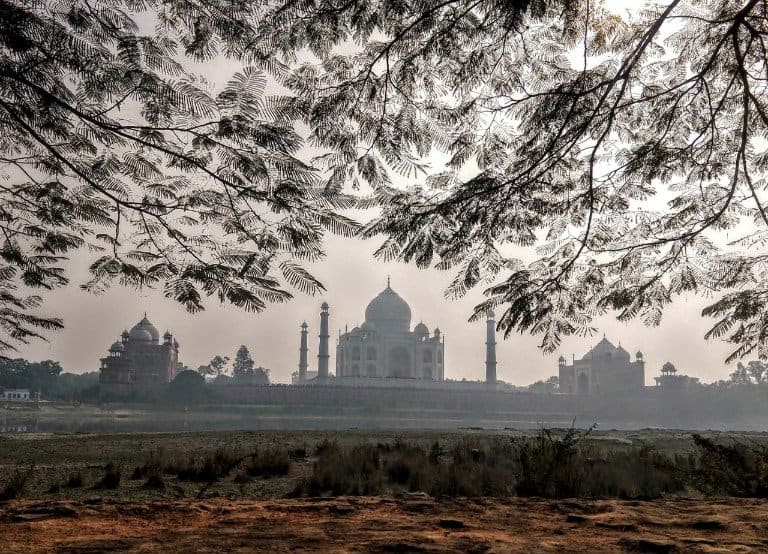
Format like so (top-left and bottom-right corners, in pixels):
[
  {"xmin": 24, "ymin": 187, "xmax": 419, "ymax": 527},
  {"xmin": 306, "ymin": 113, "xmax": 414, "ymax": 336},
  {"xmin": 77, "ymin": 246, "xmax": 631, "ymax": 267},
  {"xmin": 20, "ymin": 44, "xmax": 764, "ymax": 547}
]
[
  {"xmin": 692, "ymin": 434, "xmax": 768, "ymax": 497},
  {"xmin": 64, "ymin": 472, "xmax": 85, "ymax": 488},
  {"xmin": 1, "ymin": 466, "xmax": 34, "ymax": 500},
  {"xmin": 289, "ymin": 447, "xmax": 307, "ymax": 461},
  {"xmin": 133, "ymin": 449, "xmax": 165, "ymax": 480},
  {"xmin": 313, "ymin": 438, "xmax": 337, "ymax": 456},
  {"xmin": 95, "ymin": 461, "xmax": 121, "ymax": 490},
  {"xmin": 294, "ymin": 442, "xmax": 383, "ymax": 496},
  {"xmin": 144, "ymin": 472, "xmax": 166, "ymax": 490},
  {"xmin": 246, "ymin": 448, "xmax": 291, "ymax": 478},
  {"xmin": 172, "ymin": 448, "xmax": 241, "ymax": 483}
]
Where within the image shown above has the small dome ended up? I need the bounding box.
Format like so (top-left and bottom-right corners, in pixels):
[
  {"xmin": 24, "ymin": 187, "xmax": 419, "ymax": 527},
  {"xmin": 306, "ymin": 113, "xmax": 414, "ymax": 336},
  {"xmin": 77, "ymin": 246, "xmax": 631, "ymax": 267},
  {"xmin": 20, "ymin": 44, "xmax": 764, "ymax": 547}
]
[
  {"xmin": 360, "ymin": 321, "xmax": 376, "ymax": 331},
  {"xmin": 615, "ymin": 345, "xmax": 630, "ymax": 359},
  {"xmin": 301, "ymin": 321, "xmax": 308, "ymax": 329},
  {"xmin": 636, "ymin": 350, "xmax": 643, "ymax": 359},
  {"xmin": 109, "ymin": 341, "xmax": 124, "ymax": 352},
  {"xmin": 163, "ymin": 330, "xmax": 172, "ymax": 338},
  {"xmin": 364, "ymin": 285, "xmax": 411, "ymax": 333},
  {"xmin": 414, "ymin": 322, "xmax": 429, "ymax": 336},
  {"xmin": 129, "ymin": 315, "xmax": 159, "ymax": 342},
  {"xmin": 121, "ymin": 330, "xmax": 129, "ymax": 339},
  {"xmin": 434, "ymin": 327, "xmax": 441, "ymax": 337},
  {"xmin": 558, "ymin": 355, "xmax": 566, "ymax": 362},
  {"xmin": 321, "ymin": 301, "xmax": 329, "ymax": 310},
  {"xmin": 662, "ymin": 361, "xmax": 676, "ymax": 373}
]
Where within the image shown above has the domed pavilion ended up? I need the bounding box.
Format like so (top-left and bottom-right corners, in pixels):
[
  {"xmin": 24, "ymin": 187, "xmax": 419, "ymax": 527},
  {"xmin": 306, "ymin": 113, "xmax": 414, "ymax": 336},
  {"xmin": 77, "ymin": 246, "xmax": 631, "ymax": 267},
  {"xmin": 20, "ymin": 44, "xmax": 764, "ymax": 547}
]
[{"xmin": 334, "ymin": 280, "xmax": 444, "ymax": 380}]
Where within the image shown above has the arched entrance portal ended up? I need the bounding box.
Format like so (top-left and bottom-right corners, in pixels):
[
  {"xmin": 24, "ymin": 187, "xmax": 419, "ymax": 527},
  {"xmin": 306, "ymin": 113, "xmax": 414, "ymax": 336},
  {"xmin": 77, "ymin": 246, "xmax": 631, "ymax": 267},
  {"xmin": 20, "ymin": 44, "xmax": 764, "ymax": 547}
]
[
  {"xmin": 388, "ymin": 347, "xmax": 411, "ymax": 378},
  {"xmin": 577, "ymin": 372, "xmax": 589, "ymax": 395}
]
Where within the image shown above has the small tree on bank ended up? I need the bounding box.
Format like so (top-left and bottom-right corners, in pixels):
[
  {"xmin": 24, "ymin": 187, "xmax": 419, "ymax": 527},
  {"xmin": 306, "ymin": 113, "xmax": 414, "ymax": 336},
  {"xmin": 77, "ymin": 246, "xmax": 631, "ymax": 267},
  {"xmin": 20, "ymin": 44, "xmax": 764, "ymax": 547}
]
[
  {"xmin": 196, "ymin": 355, "xmax": 230, "ymax": 380},
  {"xmin": 232, "ymin": 345, "xmax": 269, "ymax": 385}
]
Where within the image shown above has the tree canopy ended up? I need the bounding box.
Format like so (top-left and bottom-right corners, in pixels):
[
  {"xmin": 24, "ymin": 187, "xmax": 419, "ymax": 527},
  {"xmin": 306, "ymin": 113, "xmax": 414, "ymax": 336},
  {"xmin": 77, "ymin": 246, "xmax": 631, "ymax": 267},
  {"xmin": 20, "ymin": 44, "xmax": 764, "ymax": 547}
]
[
  {"xmin": 232, "ymin": 344, "xmax": 270, "ymax": 384},
  {"xmin": 0, "ymin": 0, "xmax": 357, "ymax": 356},
  {"xmin": 3, "ymin": 0, "xmax": 768, "ymax": 362},
  {"xmin": 254, "ymin": 0, "xmax": 768, "ymax": 361},
  {"xmin": 0, "ymin": 357, "xmax": 62, "ymax": 395}
]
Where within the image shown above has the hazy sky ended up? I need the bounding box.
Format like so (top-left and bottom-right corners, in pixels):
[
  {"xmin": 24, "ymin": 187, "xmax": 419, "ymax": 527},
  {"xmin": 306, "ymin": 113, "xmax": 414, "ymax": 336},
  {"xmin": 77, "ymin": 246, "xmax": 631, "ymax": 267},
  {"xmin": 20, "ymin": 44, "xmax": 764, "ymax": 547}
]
[
  {"xmin": 17, "ymin": 233, "xmax": 736, "ymax": 385},
  {"xmin": 13, "ymin": 0, "xmax": 743, "ymax": 384}
]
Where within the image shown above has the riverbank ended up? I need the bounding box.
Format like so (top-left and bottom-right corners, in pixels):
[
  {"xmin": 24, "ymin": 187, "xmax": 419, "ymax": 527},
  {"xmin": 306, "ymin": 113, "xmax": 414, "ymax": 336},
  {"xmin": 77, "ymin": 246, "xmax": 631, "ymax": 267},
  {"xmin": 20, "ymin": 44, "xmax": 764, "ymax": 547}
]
[{"xmin": 2, "ymin": 496, "xmax": 767, "ymax": 553}]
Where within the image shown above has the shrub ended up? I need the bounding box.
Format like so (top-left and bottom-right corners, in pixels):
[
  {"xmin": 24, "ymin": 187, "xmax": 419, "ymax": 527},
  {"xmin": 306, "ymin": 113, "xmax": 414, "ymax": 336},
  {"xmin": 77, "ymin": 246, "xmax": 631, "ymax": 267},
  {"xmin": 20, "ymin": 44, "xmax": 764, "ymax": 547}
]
[
  {"xmin": 313, "ymin": 438, "xmax": 337, "ymax": 456},
  {"xmin": 582, "ymin": 447, "xmax": 688, "ymax": 499},
  {"xmin": 246, "ymin": 448, "xmax": 291, "ymax": 478},
  {"xmin": 290, "ymin": 430, "xmax": 768, "ymax": 500},
  {"xmin": 133, "ymin": 449, "xmax": 165, "ymax": 480},
  {"xmin": 173, "ymin": 448, "xmax": 241, "ymax": 483},
  {"xmin": 95, "ymin": 461, "xmax": 121, "ymax": 490},
  {"xmin": 1, "ymin": 466, "xmax": 35, "ymax": 500},
  {"xmin": 295, "ymin": 442, "xmax": 383, "ymax": 496},
  {"xmin": 692, "ymin": 434, "xmax": 768, "ymax": 497},
  {"xmin": 64, "ymin": 472, "xmax": 85, "ymax": 488},
  {"xmin": 386, "ymin": 458, "xmax": 412, "ymax": 485},
  {"xmin": 144, "ymin": 472, "xmax": 165, "ymax": 490},
  {"xmin": 289, "ymin": 447, "xmax": 307, "ymax": 461},
  {"xmin": 428, "ymin": 441, "xmax": 442, "ymax": 465}
]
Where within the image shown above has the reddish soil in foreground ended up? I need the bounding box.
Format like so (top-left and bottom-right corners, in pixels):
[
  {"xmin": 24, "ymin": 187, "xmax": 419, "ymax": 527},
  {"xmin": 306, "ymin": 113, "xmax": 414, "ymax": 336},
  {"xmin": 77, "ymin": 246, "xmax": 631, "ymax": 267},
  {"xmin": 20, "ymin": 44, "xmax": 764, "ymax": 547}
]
[{"xmin": 1, "ymin": 496, "xmax": 767, "ymax": 553}]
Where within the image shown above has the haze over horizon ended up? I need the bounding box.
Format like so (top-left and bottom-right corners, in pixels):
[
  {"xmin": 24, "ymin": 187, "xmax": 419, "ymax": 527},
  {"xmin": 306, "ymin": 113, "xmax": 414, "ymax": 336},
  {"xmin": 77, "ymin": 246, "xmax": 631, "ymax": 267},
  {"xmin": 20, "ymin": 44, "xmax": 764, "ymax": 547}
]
[{"xmin": 16, "ymin": 232, "xmax": 735, "ymax": 386}]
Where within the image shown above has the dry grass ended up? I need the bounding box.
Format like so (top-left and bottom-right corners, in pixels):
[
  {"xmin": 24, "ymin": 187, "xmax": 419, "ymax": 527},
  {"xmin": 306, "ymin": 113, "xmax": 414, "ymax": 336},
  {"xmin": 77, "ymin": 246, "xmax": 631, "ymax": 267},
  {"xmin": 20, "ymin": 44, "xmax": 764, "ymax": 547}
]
[{"xmin": 291, "ymin": 428, "xmax": 768, "ymax": 499}]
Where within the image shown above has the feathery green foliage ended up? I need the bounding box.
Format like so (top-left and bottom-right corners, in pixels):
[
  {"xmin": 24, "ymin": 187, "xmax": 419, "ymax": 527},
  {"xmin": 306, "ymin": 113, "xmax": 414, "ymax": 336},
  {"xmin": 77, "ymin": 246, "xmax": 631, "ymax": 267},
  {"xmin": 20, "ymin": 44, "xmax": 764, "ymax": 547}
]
[
  {"xmin": 0, "ymin": 0, "xmax": 357, "ymax": 356},
  {"xmin": 256, "ymin": 0, "xmax": 768, "ymax": 361}
]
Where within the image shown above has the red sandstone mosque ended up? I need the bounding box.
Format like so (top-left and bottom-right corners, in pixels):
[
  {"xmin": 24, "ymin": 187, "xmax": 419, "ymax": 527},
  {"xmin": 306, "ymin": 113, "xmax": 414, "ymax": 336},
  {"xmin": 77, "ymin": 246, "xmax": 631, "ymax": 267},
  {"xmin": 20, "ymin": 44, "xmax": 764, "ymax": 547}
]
[{"xmin": 99, "ymin": 315, "xmax": 180, "ymax": 396}]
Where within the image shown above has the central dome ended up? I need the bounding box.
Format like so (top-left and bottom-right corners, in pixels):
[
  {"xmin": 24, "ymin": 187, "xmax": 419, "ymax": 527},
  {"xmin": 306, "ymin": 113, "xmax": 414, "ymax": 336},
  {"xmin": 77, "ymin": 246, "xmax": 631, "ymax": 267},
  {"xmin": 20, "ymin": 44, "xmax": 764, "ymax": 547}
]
[
  {"xmin": 129, "ymin": 315, "xmax": 159, "ymax": 343},
  {"xmin": 364, "ymin": 285, "xmax": 411, "ymax": 333}
]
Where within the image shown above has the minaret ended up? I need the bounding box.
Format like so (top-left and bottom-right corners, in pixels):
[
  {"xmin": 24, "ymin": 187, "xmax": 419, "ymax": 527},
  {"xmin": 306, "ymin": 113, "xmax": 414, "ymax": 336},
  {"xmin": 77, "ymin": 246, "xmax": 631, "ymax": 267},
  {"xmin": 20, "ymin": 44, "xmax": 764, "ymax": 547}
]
[
  {"xmin": 485, "ymin": 310, "xmax": 497, "ymax": 384},
  {"xmin": 298, "ymin": 322, "xmax": 308, "ymax": 382},
  {"xmin": 318, "ymin": 302, "xmax": 330, "ymax": 379}
]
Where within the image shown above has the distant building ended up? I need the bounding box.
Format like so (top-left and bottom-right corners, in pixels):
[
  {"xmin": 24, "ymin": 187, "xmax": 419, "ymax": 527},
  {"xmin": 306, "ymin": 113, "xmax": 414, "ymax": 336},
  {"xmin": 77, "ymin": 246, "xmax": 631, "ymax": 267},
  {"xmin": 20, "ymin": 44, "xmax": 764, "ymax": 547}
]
[
  {"xmin": 558, "ymin": 336, "xmax": 645, "ymax": 395},
  {"xmin": 654, "ymin": 361, "xmax": 700, "ymax": 390},
  {"xmin": 99, "ymin": 315, "xmax": 180, "ymax": 396},
  {"xmin": 1, "ymin": 389, "xmax": 31, "ymax": 401},
  {"xmin": 331, "ymin": 280, "xmax": 445, "ymax": 380},
  {"xmin": 291, "ymin": 370, "xmax": 318, "ymax": 384}
]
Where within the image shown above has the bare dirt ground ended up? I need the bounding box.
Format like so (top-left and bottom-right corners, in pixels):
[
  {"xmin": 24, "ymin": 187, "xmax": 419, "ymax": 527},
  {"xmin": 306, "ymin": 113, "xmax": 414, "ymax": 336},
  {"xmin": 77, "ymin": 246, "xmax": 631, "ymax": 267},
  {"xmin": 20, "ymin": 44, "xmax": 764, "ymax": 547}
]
[{"xmin": 1, "ymin": 496, "xmax": 767, "ymax": 553}]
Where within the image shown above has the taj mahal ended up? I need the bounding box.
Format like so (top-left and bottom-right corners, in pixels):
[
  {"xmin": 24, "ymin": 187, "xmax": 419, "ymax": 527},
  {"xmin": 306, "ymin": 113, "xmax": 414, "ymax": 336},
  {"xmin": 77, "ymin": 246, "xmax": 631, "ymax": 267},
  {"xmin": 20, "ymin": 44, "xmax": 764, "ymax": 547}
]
[
  {"xmin": 336, "ymin": 279, "xmax": 445, "ymax": 379},
  {"xmin": 296, "ymin": 280, "xmax": 499, "ymax": 386}
]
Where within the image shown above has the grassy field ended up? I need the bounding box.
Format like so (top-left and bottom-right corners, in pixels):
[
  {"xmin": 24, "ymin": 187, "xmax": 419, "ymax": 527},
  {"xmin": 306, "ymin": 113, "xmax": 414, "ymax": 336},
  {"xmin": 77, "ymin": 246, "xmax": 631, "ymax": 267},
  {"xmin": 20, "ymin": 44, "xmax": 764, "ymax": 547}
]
[{"xmin": 2, "ymin": 428, "xmax": 768, "ymax": 502}]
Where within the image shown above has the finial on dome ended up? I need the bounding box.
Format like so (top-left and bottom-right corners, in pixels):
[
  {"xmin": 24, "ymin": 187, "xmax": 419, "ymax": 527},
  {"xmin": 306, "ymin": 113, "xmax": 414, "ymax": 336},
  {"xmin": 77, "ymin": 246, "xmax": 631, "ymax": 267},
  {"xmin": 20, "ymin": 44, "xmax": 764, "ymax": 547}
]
[{"xmin": 387, "ymin": 275, "xmax": 391, "ymax": 288}]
